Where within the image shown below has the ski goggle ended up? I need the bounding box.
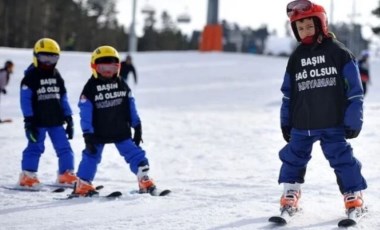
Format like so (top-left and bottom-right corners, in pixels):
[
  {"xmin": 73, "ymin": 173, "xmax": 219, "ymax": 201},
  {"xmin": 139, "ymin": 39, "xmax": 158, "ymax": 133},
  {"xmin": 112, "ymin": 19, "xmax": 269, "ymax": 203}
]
[
  {"xmin": 286, "ymin": 0, "xmax": 313, "ymax": 18},
  {"xmin": 37, "ymin": 54, "xmax": 59, "ymax": 65},
  {"xmin": 93, "ymin": 63, "xmax": 120, "ymax": 77}
]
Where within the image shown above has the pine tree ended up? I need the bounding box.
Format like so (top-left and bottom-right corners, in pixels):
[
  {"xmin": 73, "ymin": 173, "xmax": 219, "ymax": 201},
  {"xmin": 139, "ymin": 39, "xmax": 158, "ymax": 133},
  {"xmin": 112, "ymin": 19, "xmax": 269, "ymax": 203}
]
[{"xmin": 372, "ymin": 3, "xmax": 380, "ymax": 34}]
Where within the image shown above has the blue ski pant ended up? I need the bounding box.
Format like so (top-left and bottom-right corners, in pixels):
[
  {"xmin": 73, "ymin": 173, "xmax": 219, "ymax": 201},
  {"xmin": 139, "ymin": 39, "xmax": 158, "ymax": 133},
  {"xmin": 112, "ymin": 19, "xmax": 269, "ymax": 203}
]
[
  {"xmin": 76, "ymin": 138, "xmax": 148, "ymax": 182},
  {"xmin": 278, "ymin": 127, "xmax": 367, "ymax": 194},
  {"xmin": 22, "ymin": 126, "xmax": 75, "ymax": 174}
]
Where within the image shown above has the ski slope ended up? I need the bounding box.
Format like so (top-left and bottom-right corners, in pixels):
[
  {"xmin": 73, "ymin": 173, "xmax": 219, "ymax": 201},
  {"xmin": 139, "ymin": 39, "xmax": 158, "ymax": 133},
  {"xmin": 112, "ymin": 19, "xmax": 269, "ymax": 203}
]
[{"xmin": 0, "ymin": 47, "xmax": 380, "ymax": 229}]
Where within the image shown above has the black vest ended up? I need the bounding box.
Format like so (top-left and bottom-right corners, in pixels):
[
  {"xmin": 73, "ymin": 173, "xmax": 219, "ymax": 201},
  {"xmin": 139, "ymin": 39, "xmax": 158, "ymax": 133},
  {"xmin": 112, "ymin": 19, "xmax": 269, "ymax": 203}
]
[
  {"xmin": 21, "ymin": 66, "xmax": 66, "ymax": 126},
  {"xmin": 81, "ymin": 76, "xmax": 132, "ymax": 143},
  {"xmin": 286, "ymin": 39, "xmax": 352, "ymax": 129}
]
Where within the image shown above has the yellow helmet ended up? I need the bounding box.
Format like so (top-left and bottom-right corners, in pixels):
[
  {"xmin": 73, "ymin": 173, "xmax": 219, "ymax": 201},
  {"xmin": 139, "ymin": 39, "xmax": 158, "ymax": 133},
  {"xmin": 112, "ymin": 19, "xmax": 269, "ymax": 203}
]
[
  {"xmin": 33, "ymin": 38, "xmax": 60, "ymax": 67},
  {"xmin": 90, "ymin": 45, "xmax": 120, "ymax": 78}
]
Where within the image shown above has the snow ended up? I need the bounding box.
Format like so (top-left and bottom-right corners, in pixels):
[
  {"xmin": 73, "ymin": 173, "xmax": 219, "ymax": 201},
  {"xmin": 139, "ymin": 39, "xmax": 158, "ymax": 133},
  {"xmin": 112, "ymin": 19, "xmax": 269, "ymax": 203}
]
[
  {"xmin": 1, "ymin": 47, "xmax": 380, "ymax": 229},
  {"xmin": 264, "ymin": 35, "xmax": 295, "ymax": 57}
]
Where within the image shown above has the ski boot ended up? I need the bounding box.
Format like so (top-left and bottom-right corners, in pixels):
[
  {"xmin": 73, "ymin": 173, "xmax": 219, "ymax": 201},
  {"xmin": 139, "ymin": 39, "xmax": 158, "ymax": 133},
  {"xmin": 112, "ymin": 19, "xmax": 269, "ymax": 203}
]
[
  {"xmin": 268, "ymin": 183, "xmax": 301, "ymax": 224},
  {"xmin": 344, "ymin": 191, "xmax": 367, "ymax": 215},
  {"xmin": 72, "ymin": 179, "xmax": 98, "ymax": 197},
  {"xmin": 57, "ymin": 170, "xmax": 78, "ymax": 185},
  {"xmin": 339, "ymin": 191, "xmax": 368, "ymax": 227},
  {"xmin": 18, "ymin": 171, "xmax": 41, "ymax": 188},
  {"xmin": 280, "ymin": 183, "xmax": 301, "ymax": 215},
  {"xmin": 344, "ymin": 191, "xmax": 364, "ymax": 210},
  {"xmin": 137, "ymin": 165, "xmax": 157, "ymax": 194}
]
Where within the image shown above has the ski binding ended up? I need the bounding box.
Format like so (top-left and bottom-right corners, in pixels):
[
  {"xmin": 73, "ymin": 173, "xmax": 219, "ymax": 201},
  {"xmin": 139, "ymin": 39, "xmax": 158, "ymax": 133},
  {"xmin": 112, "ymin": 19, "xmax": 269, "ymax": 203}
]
[
  {"xmin": 338, "ymin": 206, "xmax": 368, "ymax": 228},
  {"xmin": 55, "ymin": 190, "xmax": 121, "ymax": 200},
  {"xmin": 269, "ymin": 206, "xmax": 300, "ymax": 225},
  {"xmin": 130, "ymin": 188, "xmax": 171, "ymax": 196}
]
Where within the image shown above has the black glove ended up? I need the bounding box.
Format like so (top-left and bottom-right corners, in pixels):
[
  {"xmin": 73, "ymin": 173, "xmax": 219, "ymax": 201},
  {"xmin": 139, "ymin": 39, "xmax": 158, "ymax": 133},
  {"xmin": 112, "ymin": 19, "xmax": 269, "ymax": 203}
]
[
  {"xmin": 1, "ymin": 89, "xmax": 6, "ymax": 94},
  {"xmin": 65, "ymin": 116, "xmax": 74, "ymax": 139},
  {"xmin": 24, "ymin": 117, "xmax": 38, "ymax": 143},
  {"xmin": 281, "ymin": 126, "xmax": 291, "ymax": 143},
  {"xmin": 83, "ymin": 133, "xmax": 97, "ymax": 154},
  {"xmin": 133, "ymin": 124, "xmax": 143, "ymax": 146},
  {"xmin": 345, "ymin": 128, "xmax": 361, "ymax": 139}
]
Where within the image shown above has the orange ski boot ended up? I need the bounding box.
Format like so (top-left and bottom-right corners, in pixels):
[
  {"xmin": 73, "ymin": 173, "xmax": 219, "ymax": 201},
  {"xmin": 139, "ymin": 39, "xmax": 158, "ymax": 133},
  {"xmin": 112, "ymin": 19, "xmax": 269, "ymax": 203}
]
[
  {"xmin": 72, "ymin": 179, "xmax": 98, "ymax": 197},
  {"xmin": 19, "ymin": 171, "xmax": 41, "ymax": 188},
  {"xmin": 137, "ymin": 165, "xmax": 156, "ymax": 194},
  {"xmin": 57, "ymin": 170, "xmax": 78, "ymax": 185}
]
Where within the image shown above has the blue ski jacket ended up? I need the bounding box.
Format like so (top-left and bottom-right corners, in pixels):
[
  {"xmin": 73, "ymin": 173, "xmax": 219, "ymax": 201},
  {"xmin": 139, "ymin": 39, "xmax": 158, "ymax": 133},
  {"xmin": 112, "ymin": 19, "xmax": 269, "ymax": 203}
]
[{"xmin": 280, "ymin": 38, "xmax": 363, "ymax": 131}]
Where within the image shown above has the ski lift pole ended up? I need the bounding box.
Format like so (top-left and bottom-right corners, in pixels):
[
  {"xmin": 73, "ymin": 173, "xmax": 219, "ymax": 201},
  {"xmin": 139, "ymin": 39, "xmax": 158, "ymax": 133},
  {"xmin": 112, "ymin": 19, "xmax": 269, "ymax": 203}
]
[
  {"xmin": 129, "ymin": 0, "xmax": 138, "ymax": 52},
  {"xmin": 207, "ymin": 0, "xmax": 218, "ymax": 24},
  {"xmin": 200, "ymin": 0, "xmax": 222, "ymax": 51},
  {"xmin": 330, "ymin": 0, "xmax": 334, "ymax": 25}
]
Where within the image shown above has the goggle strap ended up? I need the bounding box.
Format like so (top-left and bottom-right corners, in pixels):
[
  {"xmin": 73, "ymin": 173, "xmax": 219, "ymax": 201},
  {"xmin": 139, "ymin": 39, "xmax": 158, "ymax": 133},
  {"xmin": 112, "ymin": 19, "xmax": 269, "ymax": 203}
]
[{"xmin": 287, "ymin": 0, "xmax": 313, "ymax": 18}]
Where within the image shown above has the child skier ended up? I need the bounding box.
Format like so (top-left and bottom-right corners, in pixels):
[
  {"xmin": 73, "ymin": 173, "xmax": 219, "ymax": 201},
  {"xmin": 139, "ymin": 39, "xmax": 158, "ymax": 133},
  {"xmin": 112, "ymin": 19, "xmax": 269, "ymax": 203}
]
[
  {"xmin": 0, "ymin": 60, "xmax": 14, "ymax": 95},
  {"xmin": 19, "ymin": 38, "xmax": 77, "ymax": 188},
  {"xmin": 73, "ymin": 45, "xmax": 158, "ymax": 196},
  {"xmin": 120, "ymin": 54, "xmax": 138, "ymax": 85},
  {"xmin": 0, "ymin": 60, "xmax": 14, "ymax": 123},
  {"xmin": 277, "ymin": 0, "xmax": 367, "ymax": 217},
  {"xmin": 358, "ymin": 50, "xmax": 370, "ymax": 96}
]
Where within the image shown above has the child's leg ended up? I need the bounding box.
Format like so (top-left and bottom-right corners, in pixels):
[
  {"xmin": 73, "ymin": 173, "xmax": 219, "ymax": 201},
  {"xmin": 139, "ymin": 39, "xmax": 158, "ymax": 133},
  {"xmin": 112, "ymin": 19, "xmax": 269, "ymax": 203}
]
[
  {"xmin": 115, "ymin": 139, "xmax": 148, "ymax": 175},
  {"xmin": 76, "ymin": 144, "xmax": 105, "ymax": 182},
  {"xmin": 115, "ymin": 139, "xmax": 156, "ymax": 192},
  {"xmin": 21, "ymin": 127, "xmax": 47, "ymax": 172},
  {"xmin": 278, "ymin": 131, "xmax": 316, "ymax": 184},
  {"xmin": 47, "ymin": 126, "xmax": 75, "ymax": 174},
  {"xmin": 320, "ymin": 128, "xmax": 367, "ymax": 194}
]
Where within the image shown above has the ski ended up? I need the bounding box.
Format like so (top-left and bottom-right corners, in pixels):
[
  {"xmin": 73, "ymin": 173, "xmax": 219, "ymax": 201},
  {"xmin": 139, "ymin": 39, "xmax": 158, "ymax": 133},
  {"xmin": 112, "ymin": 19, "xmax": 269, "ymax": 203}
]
[
  {"xmin": 45, "ymin": 183, "xmax": 74, "ymax": 188},
  {"xmin": 45, "ymin": 183, "xmax": 104, "ymax": 190},
  {"xmin": 0, "ymin": 118, "xmax": 12, "ymax": 123},
  {"xmin": 1, "ymin": 185, "xmax": 66, "ymax": 193},
  {"xmin": 152, "ymin": 189, "xmax": 171, "ymax": 196},
  {"xmin": 1, "ymin": 184, "xmax": 103, "ymax": 194},
  {"xmin": 268, "ymin": 206, "xmax": 300, "ymax": 225},
  {"xmin": 130, "ymin": 188, "xmax": 171, "ymax": 196},
  {"xmin": 52, "ymin": 187, "xmax": 66, "ymax": 193},
  {"xmin": 338, "ymin": 207, "xmax": 368, "ymax": 228},
  {"xmin": 54, "ymin": 191, "xmax": 122, "ymax": 200}
]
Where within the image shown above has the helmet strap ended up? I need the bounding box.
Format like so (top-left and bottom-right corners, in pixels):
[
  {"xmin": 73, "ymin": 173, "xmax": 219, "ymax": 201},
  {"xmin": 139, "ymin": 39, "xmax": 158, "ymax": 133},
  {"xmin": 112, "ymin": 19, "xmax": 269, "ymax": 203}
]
[
  {"xmin": 98, "ymin": 75, "xmax": 117, "ymax": 82},
  {"xmin": 37, "ymin": 61, "xmax": 56, "ymax": 72},
  {"xmin": 301, "ymin": 36, "xmax": 314, "ymax": 45}
]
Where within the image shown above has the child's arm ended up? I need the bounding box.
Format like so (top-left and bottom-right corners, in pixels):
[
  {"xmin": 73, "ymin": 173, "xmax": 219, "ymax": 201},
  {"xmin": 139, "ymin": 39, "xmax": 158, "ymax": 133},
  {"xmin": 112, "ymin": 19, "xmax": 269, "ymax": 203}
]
[
  {"xmin": 128, "ymin": 91, "xmax": 141, "ymax": 128},
  {"xmin": 20, "ymin": 79, "xmax": 34, "ymax": 118},
  {"xmin": 129, "ymin": 91, "xmax": 142, "ymax": 145},
  {"xmin": 343, "ymin": 60, "xmax": 364, "ymax": 132},
  {"xmin": 58, "ymin": 76, "xmax": 73, "ymax": 117},
  {"xmin": 78, "ymin": 93, "xmax": 94, "ymax": 134},
  {"xmin": 280, "ymin": 72, "xmax": 292, "ymax": 142},
  {"xmin": 280, "ymin": 72, "xmax": 291, "ymax": 128},
  {"xmin": 61, "ymin": 93, "xmax": 73, "ymax": 117},
  {"xmin": 20, "ymin": 76, "xmax": 38, "ymax": 142}
]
